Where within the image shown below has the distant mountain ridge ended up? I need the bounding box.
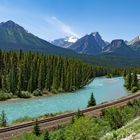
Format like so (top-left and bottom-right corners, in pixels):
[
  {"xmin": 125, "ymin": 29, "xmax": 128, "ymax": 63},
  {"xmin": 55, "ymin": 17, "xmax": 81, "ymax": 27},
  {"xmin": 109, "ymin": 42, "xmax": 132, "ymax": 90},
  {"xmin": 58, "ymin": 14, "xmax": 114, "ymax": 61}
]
[
  {"xmin": 68, "ymin": 32, "xmax": 107, "ymax": 55},
  {"xmin": 103, "ymin": 39, "xmax": 136, "ymax": 56},
  {"xmin": 67, "ymin": 33, "xmax": 140, "ymax": 56},
  {"xmin": 0, "ymin": 20, "xmax": 76, "ymax": 55},
  {"xmin": 0, "ymin": 20, "xmax": 140, "ymax": 57},
  {"xmin": 128, "ymin": 36, "xmax": 140, "ymax": 52}
]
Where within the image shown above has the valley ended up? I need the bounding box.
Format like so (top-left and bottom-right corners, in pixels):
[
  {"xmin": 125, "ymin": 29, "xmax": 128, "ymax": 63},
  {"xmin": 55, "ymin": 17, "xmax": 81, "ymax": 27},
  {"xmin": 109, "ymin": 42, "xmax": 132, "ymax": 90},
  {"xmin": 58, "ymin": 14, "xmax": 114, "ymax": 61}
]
[{"xmin": 0, "ymin": 1, "xmax": 140, "ymax": 139}]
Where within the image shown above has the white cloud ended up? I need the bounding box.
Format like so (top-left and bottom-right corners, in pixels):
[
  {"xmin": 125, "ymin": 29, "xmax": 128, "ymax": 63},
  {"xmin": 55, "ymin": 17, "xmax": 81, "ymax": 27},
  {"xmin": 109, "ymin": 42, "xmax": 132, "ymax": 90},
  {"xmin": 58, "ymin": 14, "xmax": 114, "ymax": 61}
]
[{"xmin": 45, "ymin": 16, "xmax": 79, "ymax": 37}]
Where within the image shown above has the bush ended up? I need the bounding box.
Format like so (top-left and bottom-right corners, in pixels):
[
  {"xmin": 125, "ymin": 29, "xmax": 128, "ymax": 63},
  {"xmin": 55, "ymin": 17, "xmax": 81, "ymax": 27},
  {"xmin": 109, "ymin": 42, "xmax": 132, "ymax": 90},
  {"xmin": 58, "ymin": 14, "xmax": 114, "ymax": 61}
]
[
  {"xmin": 104, "ymin": 108, "xmax": 125, "ymax": 130},
  {"xmin": 18, "ymin": 91, "xmax": 31, "ymax": 98},
  {"xmin": 33, "ymin": 89, "xmax": 43, "ymax": 96},
  {"xmin": 131, "ymin": 86, "xmax": 138, "ymax": 93},
  {"xmin": 106, "ymin": 74, "xmax": 112, "ymax": 78},
  {"xmin": 42, "ymin": 90, "xmax": 50, "ymax": 95},
  {"xmin": 0, "ymin": 91, "xmax": 13, "ymax": 101}
]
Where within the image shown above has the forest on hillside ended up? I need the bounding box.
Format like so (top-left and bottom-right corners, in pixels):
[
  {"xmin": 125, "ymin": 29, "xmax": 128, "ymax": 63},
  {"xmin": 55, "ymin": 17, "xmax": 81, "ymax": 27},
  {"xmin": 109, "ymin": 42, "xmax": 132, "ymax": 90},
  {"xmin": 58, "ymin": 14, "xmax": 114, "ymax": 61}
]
[
  {"xmin": 0, "ymin": 50, "xmax": 95, "ymax": 100},
  {"xmin": 0, "ymin": 50, "xmax": 140, "ymax": 101}
]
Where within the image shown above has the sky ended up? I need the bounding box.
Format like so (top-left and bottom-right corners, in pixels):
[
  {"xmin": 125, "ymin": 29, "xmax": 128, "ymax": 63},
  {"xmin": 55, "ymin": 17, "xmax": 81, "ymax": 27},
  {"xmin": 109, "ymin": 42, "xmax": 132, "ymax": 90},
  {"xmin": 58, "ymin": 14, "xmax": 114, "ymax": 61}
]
[{"xmin": 0, "ymin": 0, "xmax": 140, "ymax": 42}]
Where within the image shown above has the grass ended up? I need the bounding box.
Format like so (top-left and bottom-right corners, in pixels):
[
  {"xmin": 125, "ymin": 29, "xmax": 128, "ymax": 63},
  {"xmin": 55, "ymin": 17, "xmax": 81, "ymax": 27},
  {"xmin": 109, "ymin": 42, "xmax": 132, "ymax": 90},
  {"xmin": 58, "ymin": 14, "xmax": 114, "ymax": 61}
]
[
  {"xmin": 12, "ymin": 116, "xmax": 34, "ymax": 124},
  {"xmin": 11, "ymin": 112, "xmax": 69, "ymax": 125}
]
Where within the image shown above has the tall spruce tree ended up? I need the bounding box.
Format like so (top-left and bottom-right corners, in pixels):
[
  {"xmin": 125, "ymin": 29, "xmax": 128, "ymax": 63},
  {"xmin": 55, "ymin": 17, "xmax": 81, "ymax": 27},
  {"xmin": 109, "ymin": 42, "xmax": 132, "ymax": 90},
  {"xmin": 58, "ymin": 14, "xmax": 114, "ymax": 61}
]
[
  {"xmin": 0, "ymin": 110, "xmax": 7, "ymax": 127},
  {"xmin": 131, "ymin": 72, "xmax": 138, "ymax": 88},
  {"xmin": 87, "ymin": 93, "xmax": 96, "ymax": 107},
  {"xmin": 125, "ymin": 73, "xmax": 132, "ymax": 90},
  {"xmin": 38, "ymin": 61, "xmax": 45, "ymax": 90},
  {"xmin": 44, "ymin": 129, "xmax": 50, "ymax": 140},
  {"xmin": 33, "ymin": 119, "xmax": 41, "ymax": 136}
]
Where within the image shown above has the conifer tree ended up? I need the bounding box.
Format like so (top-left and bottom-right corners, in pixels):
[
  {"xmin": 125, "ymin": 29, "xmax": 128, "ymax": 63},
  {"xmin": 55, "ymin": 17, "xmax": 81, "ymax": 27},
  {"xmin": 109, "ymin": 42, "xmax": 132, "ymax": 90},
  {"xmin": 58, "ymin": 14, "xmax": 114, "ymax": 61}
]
[
  {"xmin": 17, "ymin": 66, "xmax": 22, "ymax": 92},
  {"xmin": 87, "ymin": 93, "xmax": 96, "ymax": 107},
  {"xmin": 27, "ymin": 66, "xmax": 34, "ymax": 93},
  {"xmin": 51, "ymin": 64, "xmax": 60, "ymax": 91},
  {"xmin": 76, "ymin": 109, "xmax": 84, "ymax": 118},
  {"xmin": 9, "ymin": 66, "xmax": 17, "ymax": 93},
  {"xmin": 131, "ymin": 72, "xmax": 138, "ymax": 88},
  {"xmin": 125, "ymin": 73, "xmax": 132, "ymax": 90},
  {"xmin": 44, "ymin": 129, "xmax": 50, "ymax": 140},
  {"xmin": 0, "ymin": 110, "xmax": 7, "ymax": 127},
  {"xmin": 38, "ymin": 61, "xmax": 45, "ymax": 90},
  {"xmin": 33, "ymin": 119, "xmax": 41, "ymax": 136}
]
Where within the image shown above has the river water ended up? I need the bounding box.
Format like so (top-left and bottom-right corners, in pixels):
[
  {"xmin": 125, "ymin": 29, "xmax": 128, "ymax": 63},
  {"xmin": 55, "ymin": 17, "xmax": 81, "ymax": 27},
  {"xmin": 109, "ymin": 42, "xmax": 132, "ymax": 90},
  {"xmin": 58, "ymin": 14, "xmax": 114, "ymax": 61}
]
[{"xmin": 0, "ymin": 77, "xmax": 128, "ymax": 123}]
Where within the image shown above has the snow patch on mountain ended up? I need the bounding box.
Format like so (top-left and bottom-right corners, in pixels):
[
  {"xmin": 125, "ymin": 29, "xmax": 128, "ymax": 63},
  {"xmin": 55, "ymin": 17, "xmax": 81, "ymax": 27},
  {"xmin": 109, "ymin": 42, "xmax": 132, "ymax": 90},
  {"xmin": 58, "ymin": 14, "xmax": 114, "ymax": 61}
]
[{"xmin": 51, "ymin": 35, "xmax": 78, "ymax": 48}]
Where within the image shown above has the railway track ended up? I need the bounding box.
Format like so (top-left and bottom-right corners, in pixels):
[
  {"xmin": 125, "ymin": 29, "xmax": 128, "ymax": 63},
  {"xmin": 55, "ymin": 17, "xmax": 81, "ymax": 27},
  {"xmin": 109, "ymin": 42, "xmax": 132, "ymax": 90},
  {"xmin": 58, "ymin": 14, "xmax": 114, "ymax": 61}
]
[{"xmin": 0, "ymin": 92, "xmax": 140, "ymax": 140}]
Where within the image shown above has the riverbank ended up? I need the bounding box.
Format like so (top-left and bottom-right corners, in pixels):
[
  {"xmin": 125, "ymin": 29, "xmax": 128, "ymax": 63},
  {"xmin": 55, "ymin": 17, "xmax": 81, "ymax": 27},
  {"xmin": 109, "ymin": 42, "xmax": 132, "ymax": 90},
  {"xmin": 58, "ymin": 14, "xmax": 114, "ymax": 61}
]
[
  {"xmin": 0, "ymin": 78, "xmax": 95, "ymax": 102},
  {"xmin": 8, "ymin": 90, "xmax": 140, "ymax": 126}
]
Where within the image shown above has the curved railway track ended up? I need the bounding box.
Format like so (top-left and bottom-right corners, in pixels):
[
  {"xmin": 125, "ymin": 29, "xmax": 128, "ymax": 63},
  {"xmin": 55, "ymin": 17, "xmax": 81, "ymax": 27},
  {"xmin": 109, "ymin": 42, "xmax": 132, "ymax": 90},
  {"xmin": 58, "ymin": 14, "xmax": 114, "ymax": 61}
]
[{"xmin": 0, "ymin": 92, "xmax": 140, "ymax": 140}]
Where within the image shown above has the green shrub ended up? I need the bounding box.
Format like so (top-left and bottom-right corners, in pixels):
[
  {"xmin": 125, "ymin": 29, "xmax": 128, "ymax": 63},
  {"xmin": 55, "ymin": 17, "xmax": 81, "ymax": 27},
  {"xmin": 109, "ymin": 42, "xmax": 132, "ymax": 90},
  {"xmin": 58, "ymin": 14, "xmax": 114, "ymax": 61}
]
[
  {"xmin": 18, "ymin": 91, "xmax": 31, "ymax": 98},
  {"xmin": 104, "ymin": 108, "xmax": 125, "ymax": 130},
  {"xmin": 0, "ymin": 91, "xmax": 13, "ymax": 101},
  {"xmin": 106, "ymin": 74, "xmax": 112, "ymax": 78},
  {"xmin": 131, "ymin": 86, "xmax": 138, "ymax": 93},
  {"xmin": 33, "ymin": 89, "xmax": 43, "ymax": 96},
  {"xmin": 42, "ymin": 90, "xmax": 50, "ymax": 95}
]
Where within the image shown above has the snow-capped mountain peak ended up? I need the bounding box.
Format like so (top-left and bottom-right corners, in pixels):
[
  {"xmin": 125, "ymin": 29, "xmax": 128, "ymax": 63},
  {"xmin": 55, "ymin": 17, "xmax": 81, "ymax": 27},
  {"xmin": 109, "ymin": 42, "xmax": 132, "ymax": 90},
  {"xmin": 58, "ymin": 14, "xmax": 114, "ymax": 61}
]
[
  {"xmin": 64, "ymin": 36, "xmax": 78, "ymax": 43},
  {"xmin": 51, "ymin": 35, "xmax": 78, "ymax": 48},
  {"xmin": 91, "ymin": 32, "xmax": 99, "ymax": 37}
]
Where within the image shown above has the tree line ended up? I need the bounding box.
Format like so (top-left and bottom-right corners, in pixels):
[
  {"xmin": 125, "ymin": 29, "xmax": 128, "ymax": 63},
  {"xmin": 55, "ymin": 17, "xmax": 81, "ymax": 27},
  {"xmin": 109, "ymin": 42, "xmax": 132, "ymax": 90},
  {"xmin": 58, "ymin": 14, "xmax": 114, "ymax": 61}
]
[
  {"xmin": 0, "ymin": 50, "xmax": 96, "ymax": 99},
  {"xmin": 0, "ymin": 50, "xmax": 139, "ymax": 100}
]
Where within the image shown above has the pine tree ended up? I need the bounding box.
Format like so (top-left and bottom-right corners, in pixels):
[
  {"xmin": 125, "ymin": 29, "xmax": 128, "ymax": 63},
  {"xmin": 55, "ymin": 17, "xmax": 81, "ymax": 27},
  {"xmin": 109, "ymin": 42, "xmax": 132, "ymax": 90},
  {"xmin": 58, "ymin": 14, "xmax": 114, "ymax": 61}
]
[
  {"xmin": 1, "ymin": 74, "xmax": 8, "ymax": 92},
  {"xmin": 44, "ymin": 129, "xmax": 49, "ymax": 140},
  {"xmin": 76, "ymin": 109, "xmax": 84, "ymax": 118},
  {"xmin": 125, "ymin": 73, "xmax": 132, "ymax": 90},
  {"xmin": 70, "ymin": 116, "xmax": 75, "ymax": 124},
  {"xmin": 17, "ymin": 66, "xmax": 22, "ymax": 92},
  {"xmin": 27, "ymin": 66, "xmax": 34, "ymax": 93},
  {"xmin": 51, "ymin": 63, "xmax": 60, "ymax": 91},
  {"xmin": 9, "ymin": 66, "xmax": 17, "ymax": 93},
  {"xmin": 0, "ymin": 110, "xmax": 7, "ymax": 127},
  {"xmin": 87, "ymin": 93, "xmax": 96, "ymax": 107},
  {"xmin": 131, "ymin": 72, "xmax": 138, "ymax": 88},
  {"xmin": 38, "ymin": 61, "xmax": 45, "ymax": 90},
  {"xmin": 33, "ymin": 119, "xmax": 41, "ymax": 136}
]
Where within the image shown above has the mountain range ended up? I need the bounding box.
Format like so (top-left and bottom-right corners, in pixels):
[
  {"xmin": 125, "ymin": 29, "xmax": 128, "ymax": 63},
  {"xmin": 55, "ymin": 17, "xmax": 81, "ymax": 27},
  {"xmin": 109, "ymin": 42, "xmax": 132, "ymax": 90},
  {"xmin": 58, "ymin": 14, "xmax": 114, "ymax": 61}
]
[
  {"xmin": 0, "ymin": 20, "xmax": 140, "ymax": 58},
  {"xmin": 0, "ymin": 20, "xmax": 76, "ymax": 55},
  {"xmin": 53, "ymin": 32, "xmax": 140, "ymax": 56}
]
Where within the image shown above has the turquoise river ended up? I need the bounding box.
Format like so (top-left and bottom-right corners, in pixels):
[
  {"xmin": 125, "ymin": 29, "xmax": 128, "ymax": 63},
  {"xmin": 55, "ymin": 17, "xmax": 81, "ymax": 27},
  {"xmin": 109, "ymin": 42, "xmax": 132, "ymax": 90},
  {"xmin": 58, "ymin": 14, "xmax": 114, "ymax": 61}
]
[{"xmin": 0, "ymin": 77, "xmax": 128, "ymax": 123}]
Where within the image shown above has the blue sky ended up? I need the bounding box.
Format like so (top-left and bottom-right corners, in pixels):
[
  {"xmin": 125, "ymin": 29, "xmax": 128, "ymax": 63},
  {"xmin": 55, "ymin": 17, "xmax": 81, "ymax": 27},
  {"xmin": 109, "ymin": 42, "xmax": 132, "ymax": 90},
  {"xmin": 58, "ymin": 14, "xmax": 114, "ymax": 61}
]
[{"xmin": 0, "ymin": 0, "xmax": 140, "ymax": 41}]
